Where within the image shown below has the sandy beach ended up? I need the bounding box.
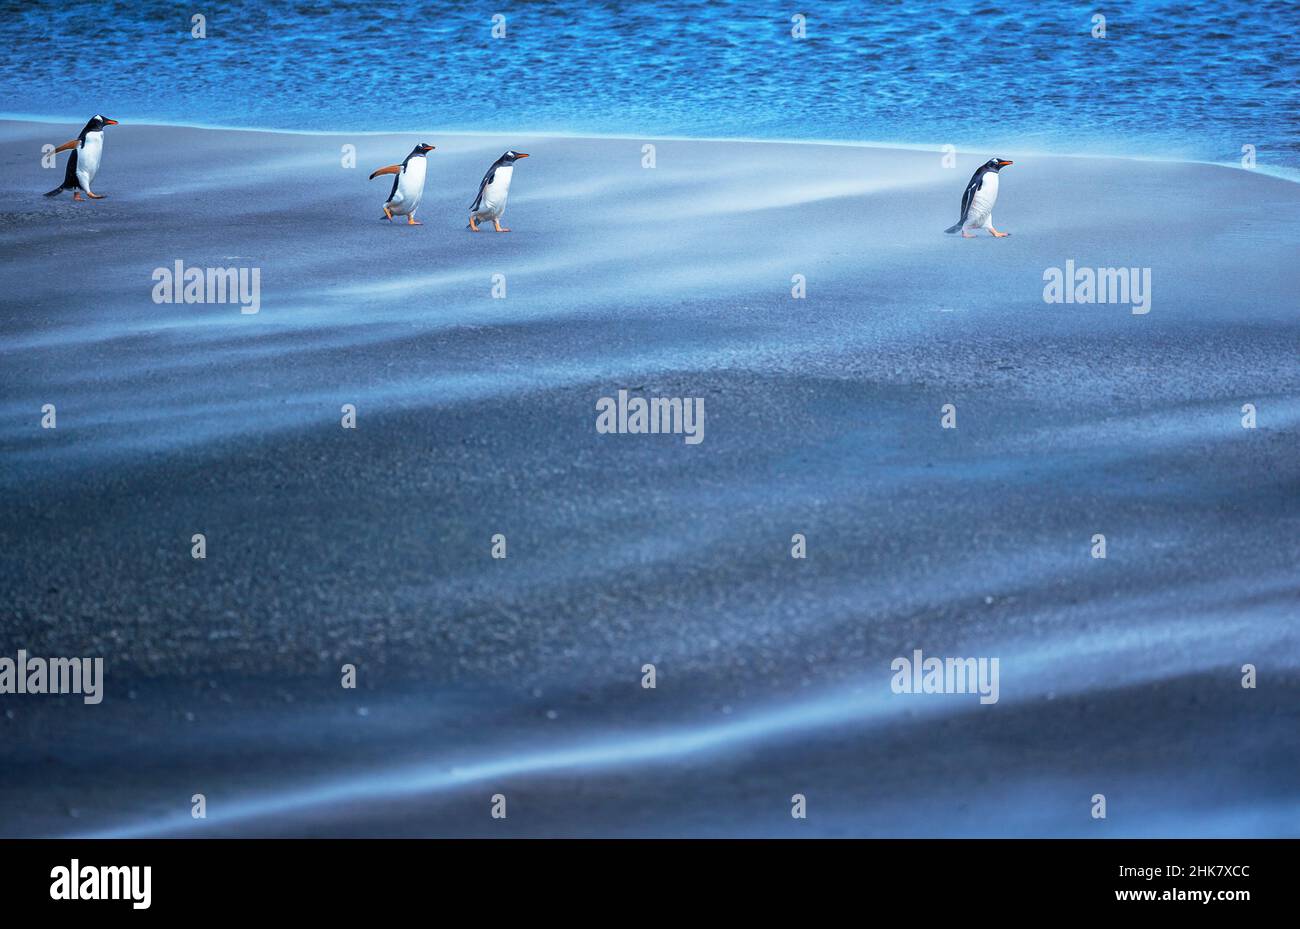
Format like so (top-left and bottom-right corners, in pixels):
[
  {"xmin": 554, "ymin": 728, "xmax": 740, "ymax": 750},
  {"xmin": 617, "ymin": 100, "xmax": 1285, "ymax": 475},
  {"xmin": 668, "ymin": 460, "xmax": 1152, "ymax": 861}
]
[{"xmin": 1, "ymin": 119, "xmax": 1297, "ymax": 837}]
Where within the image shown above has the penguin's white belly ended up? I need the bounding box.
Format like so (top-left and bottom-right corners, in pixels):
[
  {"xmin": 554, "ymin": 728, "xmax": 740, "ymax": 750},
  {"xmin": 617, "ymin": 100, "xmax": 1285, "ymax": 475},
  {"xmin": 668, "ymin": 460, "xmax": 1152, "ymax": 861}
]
[
  {"xmin": 475, "ymin": 166, "xmax": 513, "ymax": 218},
  {"xmin": 78, "ymin": 132, "xmax": 103, "ymax": 186},
  {"xmin": 388, "ymin": 158, "xmax": 426, "ymax": 214},
  {"xmin": 967, "ymin": 173, "xmax": 999, "ymax": 225}
]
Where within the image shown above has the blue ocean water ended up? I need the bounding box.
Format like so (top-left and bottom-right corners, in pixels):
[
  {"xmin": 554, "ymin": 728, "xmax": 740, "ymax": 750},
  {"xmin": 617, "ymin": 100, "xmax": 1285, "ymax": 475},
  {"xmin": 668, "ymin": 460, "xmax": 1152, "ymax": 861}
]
[{"xmin": 2, "ymin": 0, "xmax": 1297, "ymax": 170}]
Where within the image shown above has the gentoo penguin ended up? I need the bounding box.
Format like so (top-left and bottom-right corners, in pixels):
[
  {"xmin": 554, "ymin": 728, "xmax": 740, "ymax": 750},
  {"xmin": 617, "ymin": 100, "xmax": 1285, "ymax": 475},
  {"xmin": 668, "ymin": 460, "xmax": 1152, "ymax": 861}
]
[
  {"xmin": 944, "ymin": 158, "xmax": 1014, "ymax": 237},
  {"xmin": 44, "ymin": 115, "xmax": 119, "ymax": 200},
  {"xmin": 468, "ymin": 150, "xmax": 529, "ymax": 232},
  {"xmin": 369, "ymin": 143, "xmax": 435, "ymax": 224}
]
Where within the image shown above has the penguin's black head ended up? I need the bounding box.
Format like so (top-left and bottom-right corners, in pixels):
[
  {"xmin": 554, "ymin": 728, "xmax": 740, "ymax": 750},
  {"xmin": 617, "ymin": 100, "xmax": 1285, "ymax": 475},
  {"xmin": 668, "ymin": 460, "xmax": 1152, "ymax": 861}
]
[
  {"xmin": 413, "ymin": 143, "xmax": 435, "ymax": 155},
  {"xmin": 987, "ymin": 157, "xmax": 1013, "ymax": 171},
  {"xmin": 86, "ymin": 114, "xmax": 119, "ymax": 132},
  {"xmin": 501, "ymin": 150, "xmax": 530, "ymax": 163}
]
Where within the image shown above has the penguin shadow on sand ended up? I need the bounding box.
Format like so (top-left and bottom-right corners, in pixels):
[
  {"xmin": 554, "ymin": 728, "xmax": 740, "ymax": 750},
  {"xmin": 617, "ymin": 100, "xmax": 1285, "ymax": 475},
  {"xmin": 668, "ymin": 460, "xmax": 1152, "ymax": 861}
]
[
  {"xmin": 944, "ymin": 157, "xmax": 1014, "ymax": 239},
  {"xmin": 368, "ymin": 144, "xmax": 531, "ymax": 232}
]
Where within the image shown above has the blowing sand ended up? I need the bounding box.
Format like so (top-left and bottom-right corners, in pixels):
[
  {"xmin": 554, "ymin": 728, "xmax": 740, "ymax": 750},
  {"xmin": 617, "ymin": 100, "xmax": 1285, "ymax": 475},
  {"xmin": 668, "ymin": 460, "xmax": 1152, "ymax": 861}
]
[{"xmin": 1, "ymin": 120, "xmax": 1297, "ymax": 837}]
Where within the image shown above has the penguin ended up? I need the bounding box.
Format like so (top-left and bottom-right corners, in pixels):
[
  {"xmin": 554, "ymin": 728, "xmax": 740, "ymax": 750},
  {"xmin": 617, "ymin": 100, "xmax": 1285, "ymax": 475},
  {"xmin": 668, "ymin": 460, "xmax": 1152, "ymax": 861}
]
[
  {"xmin": 369, "ymin": 143, "xmax": 435, "ymax": 224},
  {"xmin": 944, "ymin": 158, "xmax": 1013, "ymax": 237},
  {"xmin": 44, "ymin": 115, "xmax": 119, "ymax": 200},
  {"xmin": 468, "ymin": 150, "xmax": 529, "ymax": 232}
]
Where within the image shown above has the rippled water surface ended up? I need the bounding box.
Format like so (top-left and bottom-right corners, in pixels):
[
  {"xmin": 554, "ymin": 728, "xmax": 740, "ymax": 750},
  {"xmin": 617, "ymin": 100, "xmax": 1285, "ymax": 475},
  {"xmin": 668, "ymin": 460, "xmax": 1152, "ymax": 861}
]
[{"xmin": 2, "ymin": 0, "xmax": 1297, "ymax": 168}]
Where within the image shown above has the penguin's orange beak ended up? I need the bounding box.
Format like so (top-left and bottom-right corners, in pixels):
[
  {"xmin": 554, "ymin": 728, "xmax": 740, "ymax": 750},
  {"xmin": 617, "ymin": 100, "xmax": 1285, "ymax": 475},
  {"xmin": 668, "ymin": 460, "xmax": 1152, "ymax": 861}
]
[
  {"xmin": 104, "ymin": 119, "xmax": 119, "ymax": 125},
  {"xmin": 515, "ymin": 153, "xmax": 530, "ymax": 158},
  {"xmin": 998, "ymin": 159, "xmax": 1013, "ymax": 166}
]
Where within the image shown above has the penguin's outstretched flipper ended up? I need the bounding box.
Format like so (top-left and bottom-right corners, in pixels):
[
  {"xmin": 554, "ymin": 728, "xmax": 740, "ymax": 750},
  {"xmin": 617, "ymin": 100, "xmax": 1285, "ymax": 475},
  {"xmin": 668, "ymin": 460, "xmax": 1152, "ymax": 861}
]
[
  {"xmin": 44, "ymin": 139, "xmax": 82, "ymax": 196},
  {"xmin": 368, "ymin": 165, "xmax": 401, "ymax": 180}
]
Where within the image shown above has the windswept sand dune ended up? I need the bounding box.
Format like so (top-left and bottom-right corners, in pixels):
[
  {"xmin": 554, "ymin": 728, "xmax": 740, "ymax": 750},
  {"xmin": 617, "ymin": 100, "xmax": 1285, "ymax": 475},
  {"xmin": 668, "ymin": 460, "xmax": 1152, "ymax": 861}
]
[{"xmin": 1, "ymin": 121, "xmax": 1297, "ymax": 837}]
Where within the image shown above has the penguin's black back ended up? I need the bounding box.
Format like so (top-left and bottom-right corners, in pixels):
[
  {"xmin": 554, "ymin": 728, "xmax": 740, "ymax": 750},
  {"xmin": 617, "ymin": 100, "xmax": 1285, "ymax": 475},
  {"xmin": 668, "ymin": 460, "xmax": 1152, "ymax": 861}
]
[
  {"xmin": 470, "ymin": 156, "xmax": 509, "ymax": 211},
  {"xmin": 59, "ymin": 145, "xmax": 80, "ymax": 190},
  {"xmin": 958, "ymin": 164, "xmax": 991, "ymax": 221}
]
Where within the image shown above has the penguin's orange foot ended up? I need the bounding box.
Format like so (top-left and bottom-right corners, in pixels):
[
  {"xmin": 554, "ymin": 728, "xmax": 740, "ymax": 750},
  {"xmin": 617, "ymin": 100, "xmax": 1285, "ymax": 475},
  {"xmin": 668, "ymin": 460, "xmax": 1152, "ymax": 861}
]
[
  {"xmin": 87, "ymin": 192, "xmax": 105, "ymax": 199},
  {"xmin": 961, "ymin": 231, "xmax": 975, "ymax": 238},
  {"xmin": 493, "ymin": 220, "xmax": 510, "ymax": 233},
  {"xmin": 468, "ymin": 218, "xmax": 481, "ymax": 232},
  {"xmin": 406, "ymin": 215, "xmax": 422, "ymax": 225},
  {"xmin": 72, "ymin": 193, "xmax": 85, "ymax": 202},
  {"xmin": 990, "ymin": 229, "xmax": 1010, "ymax": 237},
  {"xmin": 383, "ymin": 207, "xmax": 393, "ymax": 221}
]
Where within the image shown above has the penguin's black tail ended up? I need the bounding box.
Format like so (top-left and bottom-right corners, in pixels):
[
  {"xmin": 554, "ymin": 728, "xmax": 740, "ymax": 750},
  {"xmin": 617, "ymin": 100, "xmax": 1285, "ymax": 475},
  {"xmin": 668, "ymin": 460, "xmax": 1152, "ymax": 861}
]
[
  {"xmin": 44, "ymin": 184, "xmax": 67, "ymax": 197},
  {"xmin": 943, "ymin": 222, "xmax": 962, "ymax": 234}
]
